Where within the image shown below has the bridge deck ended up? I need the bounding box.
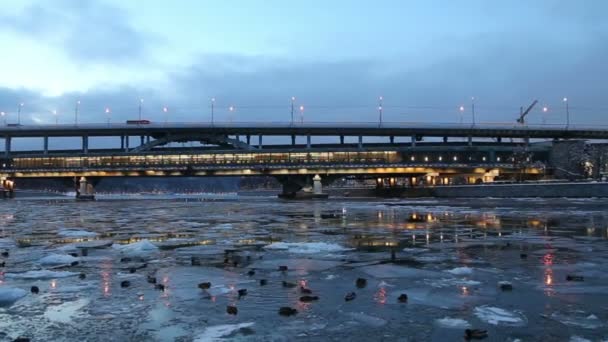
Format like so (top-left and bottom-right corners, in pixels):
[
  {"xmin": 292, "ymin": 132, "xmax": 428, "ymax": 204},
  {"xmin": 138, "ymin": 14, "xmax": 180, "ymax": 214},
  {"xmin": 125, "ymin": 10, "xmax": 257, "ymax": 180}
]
[{"xmin": 0, "ymin": 122, "xmax": 607, "ymax": 139}]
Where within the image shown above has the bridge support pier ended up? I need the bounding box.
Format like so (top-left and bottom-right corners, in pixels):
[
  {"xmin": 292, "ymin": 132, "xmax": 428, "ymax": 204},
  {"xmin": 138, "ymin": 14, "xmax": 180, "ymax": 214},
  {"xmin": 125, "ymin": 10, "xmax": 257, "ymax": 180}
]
[
  {"xmin": 390, "ymin": 136, "xmax": 394, "ymax": 144},
  {"xmin": 307, "ymin": 135, "xmax": 311, "ymax": 149},
  {"xmin": 4, "ymin": 136, "xmax": 11, "ymax": 158},
  {"xmin": 277, "ymin": 175, "xmax": 329, "ymax": 200},
  {"xmin": 358, "ymin": 136, "xmax": 363, "ymax": 149},
  {"xmin": 76, "ymin": 176, "xmax": 95, "ymax": 201},
  {"xmin": 340, "ymin": 135, "xmax": 344, "ymax": 144},
  {"xmin": 43, "ymin": 136, "xmax": 49, "ymax": 154},
  {"xmin": 258, "ymin": 135, "xmax": 263, "ymax": 149},
  {"xmin": 82, "ymin": 135, "xmax": 89, "ymax": 154},
  {"xmin": 291, "ymin": 135, "xmax": 296, "ymax": 145},
  {"xmin": 411, "ymin": 135, "xmax": 416, "ymax": 147}
]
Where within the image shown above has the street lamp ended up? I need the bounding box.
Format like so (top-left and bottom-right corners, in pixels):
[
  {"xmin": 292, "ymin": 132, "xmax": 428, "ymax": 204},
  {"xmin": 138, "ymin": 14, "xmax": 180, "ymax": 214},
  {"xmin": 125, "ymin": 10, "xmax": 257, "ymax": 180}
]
[
  {"xmin": 542, "ymin": 105, "xmax": 548, "ymax": 124},
  {"xmin": 52, "ymin": 109, "xmax": 58, "ymax": 125},
  {"xmin": 138, "ymin": 98, "xmax": 144, "ymax": 121},
  {"xmin": 299, "ymin": 105, "xmax": 304, "ymax": 124},
  {"xmin": 378, "ymin": 96, "xmax": 383, "ymax": 126},
  {"xmin": 211, "ymin": 97, "xmax": 215, "ymax": 125},
  {"xmin": 17, "ymin": 102, "xmax": 24, "ymax": 125},
  {"xmin": 291, "ymin": 96, "xmax": 295, "ymax": 124},
  {"xmin": 163, "ymin": 106, "xmax": 168, "ymax": 124},
  {"xmin": 229, "ymin": 105, "xmax": 235, "ymax": 123},
  {"xmin": 0, "ymin": 111, "xmax": 5, "ymax": 125},
  {"xmin": 458, "ymin": 105, "xmax": 465, "ymax": 124},
  {"xmin": 105, "ymin": 107, "xmax": 111, "ymax": 125},
  {"xmin": 471, "ymin": 97, "xmax": 476, "ymax": 125},
  {"xmin": 75, "ymin": 100, "xmax": 80, "ymax": 125},
  {"xmin": 563, "ymin": 97, "xmax": 569, "ymax": 128}
]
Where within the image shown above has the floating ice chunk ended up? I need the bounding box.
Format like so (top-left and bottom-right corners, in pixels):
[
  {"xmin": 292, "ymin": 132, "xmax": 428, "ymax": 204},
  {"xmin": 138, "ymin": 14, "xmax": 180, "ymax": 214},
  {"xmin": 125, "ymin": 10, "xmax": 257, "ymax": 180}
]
[
  {"xmin": 44, "ymin": 298, "xmax": 89, "ymax": 323},
  {"xmin": 378, "ymin": 280, "xmax": 395, "ymax": 288},
  {"xmin": 446, "ymin": 267, "xmax": 473, "ymax": 275},
  {"xmin": 347, "ymin": 312, "xmax": 387, "ymax": 327},
  {"xmin": 0, "ymin": 287, "xmax": 27, "ymax": 307},
  {"xmin": 474, "ymin": 306, "xmax": 527, "ymax": 326},
  {"xmin": 402, "ymin": 248, "xmax": 429, "ymax": 254},
  {"xmin": 570, "ymin": 337, "xmax": 592, "ymax": 342},
  {"xmin": 428, "ymin": 278, "xmax": 481, "ymax": 288},
  {"xmin": 324, "ymin": 274, "xmax": 337, "ymax": 280},
  {"xmin": 194, "ymin": 322, "xmax": 254, "ymax": 341},
  {"xmin": 264, "ymin": 242, "xmax": 352, "ymax": 254},
  {"xmin": 112, "ymin": 240, "xmax": 158, "ymax": 256},
  {"xmin": 58, "ymin": 229, "xmax": 98, "ymax": 238},
  {"xmin": 435, "ymin": 317, "xmax": 471, "ymax": 329},
  {"xmin": 5, "ymin": 270, "xmax": 78, "ymax": 279},
  {"xmin": 38, "ymin": 253, "xmax": 78, "ymax": 265},
  {"xmin": 551, "ymin": 311, "xmax": 603, "ymax": 329},
  {"xmin": 0, "ymin": 238, "xmax": 15, "ymax": 249},
  {"xmin": 361, "ymin": 264, "xmax": 442, "ymax": 279}
]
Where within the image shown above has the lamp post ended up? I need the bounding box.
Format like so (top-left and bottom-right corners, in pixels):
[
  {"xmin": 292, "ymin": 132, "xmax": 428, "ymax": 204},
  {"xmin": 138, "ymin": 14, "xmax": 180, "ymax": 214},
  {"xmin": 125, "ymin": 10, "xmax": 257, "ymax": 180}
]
[
  {"xmin": 458, "ymin": 105, "xmax": 465, "ymax": 124},
  {"xmin": 211, "ymin": 97, "xmax": 215, "ymax": 125},
  {"xmin": 471, "ymin": 97, "xmax": 476, "ymax": 125},
  {"xmin": 52, "ymin": 110, "xmax": 58, "ymax": 125},
  {"xmin": 563, "ymin": 97, "xmax": 569, "ymax": 128},
  {"xmin": 105, "ymin": 107, "xmax": 111, "ymax": 125},
  {"xmin": 291, "ymin": 96, "xmax": 295, "ymax": 124},
  {"xmin": 0, "ymin": 111, "xmax": 5, "ymax": 125},
  {"xmin": 378, "ymin": 96, "xmax": 383, "ymax": 126},
  {"xmin": 229, "ymin": 105, "xmax": 235, "ymax": 123},
  {"xmin": 75, "ymin": 100, "xmax": 80, "ymax": 125},
  {"xmin": 542, "ymin": 105, "xmax": 548, "ymax": 125},
  {"xmin": 163, "ymin": 106, "xmax": 168, "ymax": 124},
  {"xmin": 299, "ymin": 105, "xmax": 304, "ymax": 124},
  {"xmin": 17, "ymin": 102, "xmax": 24, "ymax": 125},
  {"xmin": 138, "ymin": 98, "xmax": 144, "ymax": 121}
]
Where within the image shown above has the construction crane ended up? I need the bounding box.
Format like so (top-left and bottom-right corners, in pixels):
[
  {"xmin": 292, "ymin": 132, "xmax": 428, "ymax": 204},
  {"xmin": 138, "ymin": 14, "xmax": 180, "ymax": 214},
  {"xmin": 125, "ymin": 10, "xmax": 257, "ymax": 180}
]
[{"xmin": 516, "ymin": 99, "xmax": 538, "ymax": 125}]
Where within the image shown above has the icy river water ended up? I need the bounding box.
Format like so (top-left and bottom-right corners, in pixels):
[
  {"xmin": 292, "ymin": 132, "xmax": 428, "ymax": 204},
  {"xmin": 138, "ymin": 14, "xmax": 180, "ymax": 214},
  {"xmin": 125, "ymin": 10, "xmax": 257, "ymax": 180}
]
[{"xmin": 0, "ymin": 196, "xmax": 608, "ymax": 341}]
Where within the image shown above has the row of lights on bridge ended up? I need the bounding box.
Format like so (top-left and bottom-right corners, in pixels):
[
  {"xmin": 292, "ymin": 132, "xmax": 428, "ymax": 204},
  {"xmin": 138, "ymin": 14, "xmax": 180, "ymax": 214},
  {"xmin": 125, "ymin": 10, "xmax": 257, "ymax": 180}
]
[
  {"xmin": 0, "ymin": 96, "xmax": 571, "ymax": 125},
  {"xmin": 408, "ymin": 155, "xmax": 512, "ymax": 162}
]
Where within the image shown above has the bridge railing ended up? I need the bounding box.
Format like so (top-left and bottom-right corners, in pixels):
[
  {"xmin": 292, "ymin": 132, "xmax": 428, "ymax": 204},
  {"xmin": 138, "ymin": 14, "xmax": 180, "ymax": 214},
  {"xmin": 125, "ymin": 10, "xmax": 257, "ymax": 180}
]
[{"xmin": 0, "ymin": 121, "xmax": 606, "ymax": 131}]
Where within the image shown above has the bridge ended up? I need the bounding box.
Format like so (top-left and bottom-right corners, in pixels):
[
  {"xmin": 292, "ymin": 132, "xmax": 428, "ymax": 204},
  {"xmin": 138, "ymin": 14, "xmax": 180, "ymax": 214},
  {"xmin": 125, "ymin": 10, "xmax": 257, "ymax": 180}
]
[{"xmin": 0, "ymin": 122, "xmax": 605, "ymax": 199}]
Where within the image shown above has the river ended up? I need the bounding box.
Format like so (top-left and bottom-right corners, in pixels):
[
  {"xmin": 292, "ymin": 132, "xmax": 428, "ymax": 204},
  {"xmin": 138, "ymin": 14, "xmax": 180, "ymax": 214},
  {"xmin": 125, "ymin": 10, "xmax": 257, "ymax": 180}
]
[{"xmin": 0, "ymin": 196, "xmax": 607, "ymax": 341}]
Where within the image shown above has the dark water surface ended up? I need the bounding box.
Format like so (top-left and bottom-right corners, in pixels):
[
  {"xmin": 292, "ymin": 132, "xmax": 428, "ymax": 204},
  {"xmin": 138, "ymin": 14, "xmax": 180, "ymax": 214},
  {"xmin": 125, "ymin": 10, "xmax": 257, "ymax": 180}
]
[{"xmin": 0, "ymin": 196, "xmax": 607, "ymax": 341}]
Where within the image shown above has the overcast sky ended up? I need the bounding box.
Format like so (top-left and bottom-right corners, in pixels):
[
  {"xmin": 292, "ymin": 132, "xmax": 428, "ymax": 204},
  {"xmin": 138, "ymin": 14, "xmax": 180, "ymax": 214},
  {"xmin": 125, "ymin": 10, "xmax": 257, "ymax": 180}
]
[{"xmin": 0, "ymin": 0, "xmax": 606, "ymax": 126}]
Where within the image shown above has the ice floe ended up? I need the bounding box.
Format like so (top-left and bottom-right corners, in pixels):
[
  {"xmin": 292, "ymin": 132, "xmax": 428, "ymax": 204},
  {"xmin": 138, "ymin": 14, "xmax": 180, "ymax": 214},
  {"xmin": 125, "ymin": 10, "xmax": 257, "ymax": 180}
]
[
  {"xmin": 194, "ymin": 322, "xmax": 254, "ymax": 341},
  {"xmin": 347, "ymin": 312, "xmax": 387, "ymax": 327},
  {"xmin": 264, "ymin": 242, "xmax": 352, "ymax": 254},
  {"xmin": 58, "ymin": 229, "xmax": 98, "ymax": 238},
  {"xmin": 0, "ymin": 287, "xmax": 27, "ymax": 307},
  {"xmin": 112, "ymin": 240, "xmax": 158, "ymax": 256},
  {"xmin": 5, "ymin": 270, "xmax": 79, "ymax": 279},
  {"xmin": 38, "ymin": 253, "xmax": 79, "ymax": 265},
  {"xmin": 445, "ymin": 267, "xmax": 473, "ymax": 275},
  {"xmin": 44, "ymin": 298, "xmax": 90, "ymax": 323},
  {"xmin": 473, "ymin": 306, "xmax": 527, "ymax": 326},
  {"xmin": 551, "ymin": 311, "xmax": 603, "ymax": 329},
  {"xmin": 435, "ymin": 317, "xmax": 471, "ymax": 329}
]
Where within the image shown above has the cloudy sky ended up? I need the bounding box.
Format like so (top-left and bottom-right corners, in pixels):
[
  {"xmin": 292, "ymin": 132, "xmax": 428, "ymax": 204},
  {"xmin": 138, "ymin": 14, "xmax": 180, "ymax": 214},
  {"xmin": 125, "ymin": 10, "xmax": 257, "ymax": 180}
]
[{"xmin": 0, "ymin": 0, "xmax": 606, "ymax": 126}]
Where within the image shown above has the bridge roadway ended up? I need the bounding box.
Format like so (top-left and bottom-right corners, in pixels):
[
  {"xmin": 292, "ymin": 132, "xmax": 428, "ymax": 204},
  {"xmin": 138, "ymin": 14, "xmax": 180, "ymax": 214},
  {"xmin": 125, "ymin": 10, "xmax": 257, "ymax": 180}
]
[{"xmin": 0, "ymin": 122, "xmax": 608, "ymax": 139}]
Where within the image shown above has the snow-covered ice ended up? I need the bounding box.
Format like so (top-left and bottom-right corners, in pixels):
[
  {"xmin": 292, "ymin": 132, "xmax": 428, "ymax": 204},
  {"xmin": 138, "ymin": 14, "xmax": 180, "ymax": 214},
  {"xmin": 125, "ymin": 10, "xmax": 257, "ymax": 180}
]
[
  {"xmin": 194, "ymin": 322, "xmax": 254, "ymax": 341},
  {"xmin": 0, "ymin": 287, "xmax": 27, "ymax": 307},
  {"xmin": 38, "ymin": 253, "xmax": 79, "ymax": 265},
  {"xmin": 473, "ymin": 306, "xmax": 527, "ymax": 326},
  {"xmin": 264, "ymin": 242, "xmax": 352, "ymax": 254}
]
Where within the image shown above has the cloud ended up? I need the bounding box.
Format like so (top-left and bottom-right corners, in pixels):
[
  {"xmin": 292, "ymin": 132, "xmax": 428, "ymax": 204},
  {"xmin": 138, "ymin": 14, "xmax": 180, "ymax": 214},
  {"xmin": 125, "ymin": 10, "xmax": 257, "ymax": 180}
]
[{"xmin": 0, "ymin": 0, "xmax": 157, "ymax": 65}]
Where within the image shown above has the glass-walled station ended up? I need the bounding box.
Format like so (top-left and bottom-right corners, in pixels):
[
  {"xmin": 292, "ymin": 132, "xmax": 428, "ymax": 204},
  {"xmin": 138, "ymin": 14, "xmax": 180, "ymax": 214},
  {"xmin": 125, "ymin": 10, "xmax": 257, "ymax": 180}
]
[{"xmin": 1, "ymin": 149, "xmax": 549, "ymax": 170}]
